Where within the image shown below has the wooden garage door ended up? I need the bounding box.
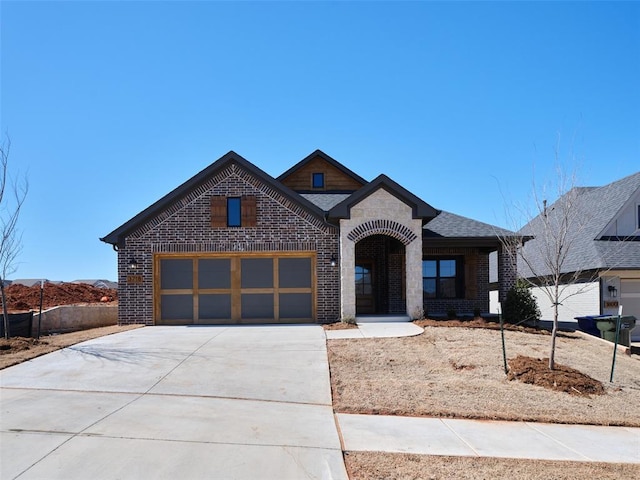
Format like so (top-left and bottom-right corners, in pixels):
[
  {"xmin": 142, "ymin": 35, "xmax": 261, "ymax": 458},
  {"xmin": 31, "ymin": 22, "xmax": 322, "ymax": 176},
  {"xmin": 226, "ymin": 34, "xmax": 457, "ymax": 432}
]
[{"xmin": 154, "ymin": 253, "xmax": 316, "ymax": 325}]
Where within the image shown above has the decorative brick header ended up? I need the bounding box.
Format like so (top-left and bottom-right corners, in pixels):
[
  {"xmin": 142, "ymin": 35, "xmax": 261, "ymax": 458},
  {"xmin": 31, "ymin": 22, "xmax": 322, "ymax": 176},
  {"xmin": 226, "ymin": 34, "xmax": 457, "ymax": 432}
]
[{"xmin": 347, "ymin": 219, "xmax": 418, "ymax": 245}]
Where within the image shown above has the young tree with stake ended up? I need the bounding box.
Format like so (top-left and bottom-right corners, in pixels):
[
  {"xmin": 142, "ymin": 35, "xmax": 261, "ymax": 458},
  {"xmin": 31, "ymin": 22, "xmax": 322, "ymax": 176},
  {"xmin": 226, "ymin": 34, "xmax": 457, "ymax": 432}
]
[{"xmin": 0, "ymin": 135, "xmax": 28, "ymax": 339}]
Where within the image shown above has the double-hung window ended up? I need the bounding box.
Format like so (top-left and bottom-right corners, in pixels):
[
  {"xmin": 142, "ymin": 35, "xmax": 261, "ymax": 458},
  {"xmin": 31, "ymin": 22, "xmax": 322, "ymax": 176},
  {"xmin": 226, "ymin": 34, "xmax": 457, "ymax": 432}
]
[{"xmin": 423, "ymin": 258, "xmax": 461, "ymax": 299}]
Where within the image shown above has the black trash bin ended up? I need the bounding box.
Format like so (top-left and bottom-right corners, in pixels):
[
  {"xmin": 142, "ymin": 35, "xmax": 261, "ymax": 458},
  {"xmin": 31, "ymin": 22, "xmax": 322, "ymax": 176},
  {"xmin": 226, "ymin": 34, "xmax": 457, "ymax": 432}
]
[
  {"xmin": 574, "ymin": 315, "xmax": 607, "ymax": 337},
  {"xmin": 595, "ymin": 315, "xmax": 637, "ymax": 347}
]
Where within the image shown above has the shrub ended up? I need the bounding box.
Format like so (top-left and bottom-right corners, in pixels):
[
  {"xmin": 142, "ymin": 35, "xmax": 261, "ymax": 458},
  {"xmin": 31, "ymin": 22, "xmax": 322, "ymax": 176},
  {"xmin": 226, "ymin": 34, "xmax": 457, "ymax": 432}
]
[{"xmin": 503, "ymin": 280, "xmax": 541, "ymax": 325}]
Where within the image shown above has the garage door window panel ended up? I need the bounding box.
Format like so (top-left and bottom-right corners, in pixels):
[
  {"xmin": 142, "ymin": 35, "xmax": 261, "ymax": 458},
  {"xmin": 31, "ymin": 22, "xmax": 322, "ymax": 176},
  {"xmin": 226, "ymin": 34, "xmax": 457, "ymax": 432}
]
[
  {"xmin": 241, "ymin": 258, "xmax": 274, "ymax": 288},
  {"xmin": 279, "ymin": 258, "xmax": 311, "ymax": 288},
  {"xmin": 199, "ymin": 294, "xmax": 232, "ymax": 320},
  {"xmin": 242, "ymin": 293, "xmax": 274, "ymax": 319},
  {"xmin": 161, "ymin": 294, "xmax": 194, "ymax": 320},
  {"xmin": 160, "ymin": 259, "xmax": 193, "ymax": 290},
  {"xmin": 279, "ymin": 293, "xmax": 312, "ymax": 318},
  {"xmin": 198, "ymin": 258, "xmax": 231, "ymax": 289}
]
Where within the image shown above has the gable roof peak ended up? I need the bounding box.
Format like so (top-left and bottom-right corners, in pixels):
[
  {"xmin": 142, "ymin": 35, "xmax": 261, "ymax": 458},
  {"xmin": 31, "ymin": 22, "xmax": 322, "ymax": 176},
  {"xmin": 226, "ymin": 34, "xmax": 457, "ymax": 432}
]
[
  {"xmin": 328, "ymin": 173, "xmax": 439, "ymax": 222},
  {"xmin": 100, "ymin": 150, "xmax": 327, "ymax": 246},
  {"xmin": 277, "ymin": 149, "xmax": 368, "ymax": 186}
]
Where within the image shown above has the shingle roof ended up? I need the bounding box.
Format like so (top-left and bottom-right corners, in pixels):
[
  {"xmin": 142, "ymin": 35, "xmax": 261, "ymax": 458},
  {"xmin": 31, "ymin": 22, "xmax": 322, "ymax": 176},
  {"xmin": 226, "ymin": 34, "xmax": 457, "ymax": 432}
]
[
  {"xmin": 300, "ymin": 193, "xmax": 351, "ymax": 211},
  {"xmin": 424, "ymin": 211, "xmax": 516, "ymax": 238},
  {"xmin": 519, "ymin": 171, "xmax": 640, "ymax": 277}
]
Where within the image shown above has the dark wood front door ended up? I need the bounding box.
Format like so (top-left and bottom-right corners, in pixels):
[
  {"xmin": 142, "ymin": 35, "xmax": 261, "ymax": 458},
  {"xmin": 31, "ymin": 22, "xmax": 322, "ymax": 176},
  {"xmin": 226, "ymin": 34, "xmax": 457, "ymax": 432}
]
[{"xmin": 355, "ymin": 260, "xmax": 375, "ymax": 314}]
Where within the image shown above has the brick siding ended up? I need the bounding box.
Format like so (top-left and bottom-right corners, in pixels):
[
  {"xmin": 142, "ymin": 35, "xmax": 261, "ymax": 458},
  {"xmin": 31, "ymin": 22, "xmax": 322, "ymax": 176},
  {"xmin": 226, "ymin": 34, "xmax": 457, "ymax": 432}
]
[{"xmin": 117, "ymin": 163, "xmax": 340, "ymax": 325}]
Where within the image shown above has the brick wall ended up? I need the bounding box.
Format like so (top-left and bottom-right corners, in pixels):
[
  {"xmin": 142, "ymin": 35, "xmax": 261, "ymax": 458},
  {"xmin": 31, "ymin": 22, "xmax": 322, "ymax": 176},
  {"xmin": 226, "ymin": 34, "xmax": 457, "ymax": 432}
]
[
  {"xmin": 117, "ymin": 163, "xmax": 340, "ymax": 325},
  {"xmin": 498, "ymin": 243, "xmax": 517, "ymax": 303}
]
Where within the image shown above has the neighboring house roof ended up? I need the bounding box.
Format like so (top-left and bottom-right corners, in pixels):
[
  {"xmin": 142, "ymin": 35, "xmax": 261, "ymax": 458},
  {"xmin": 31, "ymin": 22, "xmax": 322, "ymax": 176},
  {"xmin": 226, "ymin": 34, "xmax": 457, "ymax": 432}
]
[
  {"xmin": 73, "ymin": 279, "xmax": 118, "ymax": 289},
  {"xmin": 11, "ymin": 279, "xmax": 51, "ymax": 287},
  {"xmin": 100, "ymin": 151, "xmax": 329, "ymax": 247},
  {"xmin": 277, "ymin": 149, "xmax": 368, "ymax": 187},
  {"xmin": 300, "ymin": 193, "xmax": 351, "ymax": 211},
  {"xmin": 519, "ymin": 171, "xmax": 640, "ymax": 278},
  {"xmin": 328, "ymin": 174, "xmax": 439, "ymax": 222}
]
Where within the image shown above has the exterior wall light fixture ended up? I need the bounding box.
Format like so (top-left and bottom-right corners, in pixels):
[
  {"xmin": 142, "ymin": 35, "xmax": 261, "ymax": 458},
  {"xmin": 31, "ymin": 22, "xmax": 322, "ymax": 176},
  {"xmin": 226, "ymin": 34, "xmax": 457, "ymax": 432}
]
[
  {"xmin": 129, "ymin": 258, "xmax": 139, "ymax": 270},
  {"xmin": 330, "ymin": 257, "xmax": 337, "ymax": 267},
  {"xmin": 608, "ymin": 285, "xmax": 617, "ymax": 298}
]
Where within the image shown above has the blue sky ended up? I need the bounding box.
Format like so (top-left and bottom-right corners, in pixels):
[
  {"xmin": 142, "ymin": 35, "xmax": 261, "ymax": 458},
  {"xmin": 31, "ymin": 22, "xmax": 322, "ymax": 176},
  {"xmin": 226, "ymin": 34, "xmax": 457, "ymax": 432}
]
[{"xmin": 1, "ymin": 1, "xmax": 638, "ymax": 281}]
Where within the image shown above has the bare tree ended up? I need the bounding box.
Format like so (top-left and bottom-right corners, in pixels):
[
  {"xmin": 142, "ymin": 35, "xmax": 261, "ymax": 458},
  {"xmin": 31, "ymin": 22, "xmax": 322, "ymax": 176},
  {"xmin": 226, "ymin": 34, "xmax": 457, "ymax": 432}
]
[
  {"xmin": 500, "ymin": 162, "xmax": 597, "ymax": 370},
  {"xmin": 0, "ymin": 135, "xmax": 28, "ymax": 339}
]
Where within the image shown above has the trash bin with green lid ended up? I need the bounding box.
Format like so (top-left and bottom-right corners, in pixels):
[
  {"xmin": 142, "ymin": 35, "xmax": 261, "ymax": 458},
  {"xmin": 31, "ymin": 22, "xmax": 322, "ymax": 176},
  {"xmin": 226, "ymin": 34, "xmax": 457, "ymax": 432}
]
[{"xmin": 595, "ymin": 315, "xmax": 637, "ymax": 347}]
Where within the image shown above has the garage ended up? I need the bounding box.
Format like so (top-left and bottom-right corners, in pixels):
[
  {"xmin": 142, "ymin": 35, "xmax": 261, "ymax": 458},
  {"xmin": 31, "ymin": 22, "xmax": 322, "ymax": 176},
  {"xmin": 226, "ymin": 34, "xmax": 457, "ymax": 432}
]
[
  {"xmin": 620, "ymin": 279, "xmax": 640, "ymax": 342},
  {"xmin": 154, "ymin": 253, "xmax": 316, "ymax": 325}
]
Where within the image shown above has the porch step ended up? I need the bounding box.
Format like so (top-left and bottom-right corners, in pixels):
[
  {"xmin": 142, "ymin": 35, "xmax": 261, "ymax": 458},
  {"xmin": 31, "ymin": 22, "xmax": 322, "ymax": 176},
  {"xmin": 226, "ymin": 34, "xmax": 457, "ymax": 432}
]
[{"xmin": 356, "ymin": 314, "xmax": 411, "ymax": 323}]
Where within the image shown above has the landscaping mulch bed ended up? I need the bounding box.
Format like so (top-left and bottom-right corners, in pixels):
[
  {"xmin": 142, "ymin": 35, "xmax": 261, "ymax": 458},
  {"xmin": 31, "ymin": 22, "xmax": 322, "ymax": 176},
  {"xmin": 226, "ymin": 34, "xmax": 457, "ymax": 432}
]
[{"xmin": 508, "ymin": 354, "xmax": 605, "ymax": 396}]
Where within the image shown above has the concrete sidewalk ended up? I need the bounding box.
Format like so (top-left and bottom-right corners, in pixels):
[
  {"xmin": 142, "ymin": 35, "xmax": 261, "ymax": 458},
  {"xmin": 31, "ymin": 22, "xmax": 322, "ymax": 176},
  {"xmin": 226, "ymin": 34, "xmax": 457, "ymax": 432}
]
[
  {"xmin": 1, "ymin": 326, "xmax": 348, "ymax": 480},
  {"xmin": 325, "ymin": 321, "xmax": 423, "ymax": 339},
  {"xmin": 336, "ymin": 413, "xmax": 640, "ymax": 463}
]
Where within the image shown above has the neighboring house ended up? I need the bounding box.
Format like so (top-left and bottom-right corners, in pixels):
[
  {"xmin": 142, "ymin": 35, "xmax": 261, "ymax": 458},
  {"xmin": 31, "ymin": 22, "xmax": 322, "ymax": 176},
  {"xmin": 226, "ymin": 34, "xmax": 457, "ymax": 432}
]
[
  {"xmin": 509, "ymin": 171, "xmax": 640, "ymax": 341},
  {"xmin": 11, "ymin": 279, "xmax": 51, "ymax": 287},
  {"xmin": 72, "ymin": 279, "xmax": 118, "ymax": 289},
  {"xmin": 100, "ymin": 150, "xmax": 518, "ymax": 325}
]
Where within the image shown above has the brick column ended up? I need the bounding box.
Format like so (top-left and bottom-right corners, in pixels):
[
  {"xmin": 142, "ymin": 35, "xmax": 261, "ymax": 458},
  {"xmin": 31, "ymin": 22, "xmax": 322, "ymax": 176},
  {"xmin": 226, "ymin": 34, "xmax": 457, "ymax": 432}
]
[
  {"xmin": 339, "ymin": 228, "xmax": 356, "ymax": 320},
  {"xmin": 498, "ymin": 243, "xmax": 517, "ymax": 303}
]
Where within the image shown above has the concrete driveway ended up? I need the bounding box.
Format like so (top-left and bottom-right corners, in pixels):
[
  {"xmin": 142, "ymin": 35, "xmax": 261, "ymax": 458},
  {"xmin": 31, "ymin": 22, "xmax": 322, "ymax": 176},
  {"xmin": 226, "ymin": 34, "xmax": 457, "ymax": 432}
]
[{"xmin": 0, "ymin": 326, "xmax": 348, "ymax": 480}]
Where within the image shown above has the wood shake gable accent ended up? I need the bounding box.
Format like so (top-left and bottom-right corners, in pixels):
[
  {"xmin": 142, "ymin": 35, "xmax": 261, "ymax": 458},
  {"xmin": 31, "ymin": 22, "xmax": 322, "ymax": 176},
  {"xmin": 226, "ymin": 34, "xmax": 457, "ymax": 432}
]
[{"xmin": 278, "ymin": 149, "xmax": 367, "ymax": 193}]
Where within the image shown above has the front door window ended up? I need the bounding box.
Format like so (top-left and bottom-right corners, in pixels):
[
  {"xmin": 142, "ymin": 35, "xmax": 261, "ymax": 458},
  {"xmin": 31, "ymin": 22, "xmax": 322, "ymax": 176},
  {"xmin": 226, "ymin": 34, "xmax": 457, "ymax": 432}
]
[{"xmin": 355, "ymin": 261, "xmax": 375, "ymax": 314}]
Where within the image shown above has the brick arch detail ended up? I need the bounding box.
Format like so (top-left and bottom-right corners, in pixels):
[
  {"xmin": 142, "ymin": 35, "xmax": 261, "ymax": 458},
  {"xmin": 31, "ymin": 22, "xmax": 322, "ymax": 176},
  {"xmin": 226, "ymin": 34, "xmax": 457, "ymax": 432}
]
[{"xmin": 347, "ymin": 219, "xmax": 418, "ymax": 245}]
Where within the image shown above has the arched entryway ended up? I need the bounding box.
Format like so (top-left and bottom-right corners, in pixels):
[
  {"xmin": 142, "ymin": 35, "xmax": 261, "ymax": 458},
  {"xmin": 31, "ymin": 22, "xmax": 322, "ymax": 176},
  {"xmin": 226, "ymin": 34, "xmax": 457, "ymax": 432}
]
[{"xmin": 355, "ymin": 235, "xmax": 406, "ymax": 314}]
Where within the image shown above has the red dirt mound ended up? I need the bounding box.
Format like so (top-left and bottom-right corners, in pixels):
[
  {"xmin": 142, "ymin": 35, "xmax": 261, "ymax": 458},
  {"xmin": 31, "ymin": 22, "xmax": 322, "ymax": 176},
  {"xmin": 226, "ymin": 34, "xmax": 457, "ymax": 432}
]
[{"xmin": 3, "ymin": 282, "xmax": 117, "ymax": 312}]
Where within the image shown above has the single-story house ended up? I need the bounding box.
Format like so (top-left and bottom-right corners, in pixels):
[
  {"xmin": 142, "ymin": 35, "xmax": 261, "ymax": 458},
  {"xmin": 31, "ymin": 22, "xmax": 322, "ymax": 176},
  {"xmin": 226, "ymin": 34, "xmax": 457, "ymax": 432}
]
[
  {"xmin": 500, "ymin": 171, "xmax": 640, "ymax": 341},
  {"xmin": 101, "ymin": 150, "xmax": 518, "ymax": 325}
]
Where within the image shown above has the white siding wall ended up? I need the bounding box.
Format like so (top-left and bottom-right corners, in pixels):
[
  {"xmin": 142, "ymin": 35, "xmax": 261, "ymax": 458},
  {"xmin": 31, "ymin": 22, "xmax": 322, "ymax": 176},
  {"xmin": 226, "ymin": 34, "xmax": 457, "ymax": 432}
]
[
  {"xmin": 530, "ymin": 282, "xmax": 600, "ymax": 322},
  {"xmin": 490, "ymin": 290, "xmax": 499, "ymax": 313},
  {"xmin": 601, "ymin": 190, "xmax": 640, "ymax": 237},
  {"xmin": 491, "ymin": 282, "xmax": 600, "ymax": 320}
]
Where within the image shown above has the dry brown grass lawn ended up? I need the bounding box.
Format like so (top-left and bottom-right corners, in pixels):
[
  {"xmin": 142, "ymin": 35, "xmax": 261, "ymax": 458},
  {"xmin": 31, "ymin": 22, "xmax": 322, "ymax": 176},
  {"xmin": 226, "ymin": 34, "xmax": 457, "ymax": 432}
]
[
  {"xmin": 328, "ymin": 325, "xmax": 640, "ymax": 426},
  {"xmin": 344, "ymin": 452, "xmax": 640, "ymax": 480},
  {"xmin": 332, "ymin": 325, "xmax": 640, "ymax": 478}
]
